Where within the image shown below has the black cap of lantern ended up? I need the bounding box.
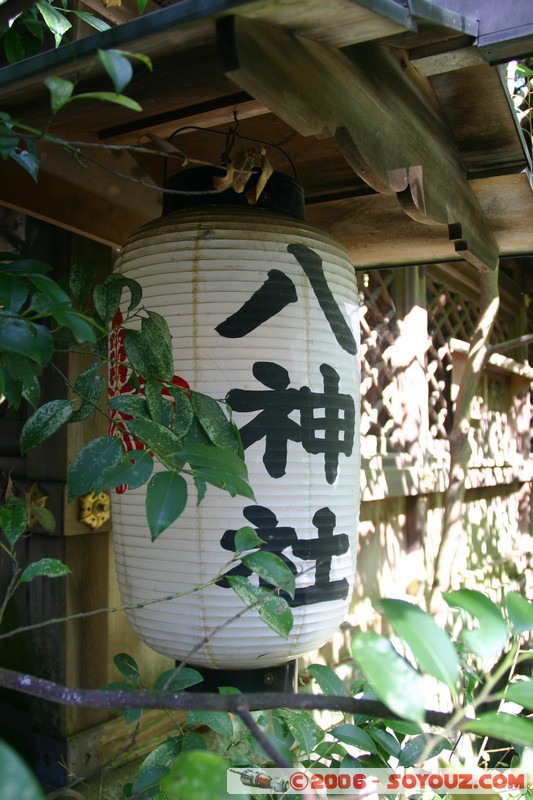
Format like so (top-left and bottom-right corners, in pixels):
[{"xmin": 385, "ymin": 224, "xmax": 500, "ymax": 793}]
[{"xmin": 162, "ymin": 165, "xmax": 306, "ymax": 221}]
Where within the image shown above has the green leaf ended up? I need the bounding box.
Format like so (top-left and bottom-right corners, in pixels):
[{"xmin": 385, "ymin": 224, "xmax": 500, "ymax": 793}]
[
  {"xmin": 234, "ymin": 526, "xmax": 265, "ymax": 552},
  {"xmin": 93, "ymin": 279, "xmax": 123, "ymax": 323},
  {"xmin": 20, "ymin": 399, "xmax": 74, "ymax": 454},
  {"xmin": 191, "ymin": 467, "xmax": 254, "ymax": 501},
  {"xmin": 44, "ymin": 76, "xmax": 74, "ymax": 113},
  {"xmin": 331, "ymin": 723, "xmax": 378, "ymax": 753},
  {"xmin": 146, "ymin": 471, "xmax": 187, "ymax": 540},
  {"xmin": 71, "ymin": 362, "xmax": 104, "ymax": 422},
  {"xmin": 377, "ymin": 599, "xmax": 459, "ymax": 695},
  {"xmin": 444, "ymin": 589, "xmax": 508, "ymax": 662},
  {"xmin": 67, "ymin": 10, "xmax": 111, "ymax": 32},
  {"xmin": 9, "ymin": 147, "xmax": 39, "ymax": 182},
  {"xmin": 0, "ymin": 275, "xmax": 29, "ymax": 313},
  {"xmin": 69, "ymin": 259, "xmax": 96, "ymax": 304},
  {"xmin": 98, "ymin": 49, "xmax": 133, "ymax": 94},
  {"xmin": 114, "ymin": 653, "xmax": 141, "ymax": 685},
  {"xmin": 101, "ymin": 450, "xmax": 153, "ymax": 491},
  {"xmin": 67, "ymin": 436, "xmax": 123, "ymax": 498},
  {"xmin": 22, "ymin": 373, "xmax": 40, "ymax": 408},
  {"xmin": 0, "ymin": 497, "xmax": 29, "ymax": 546},
  {"xmin": 398, "ymin": 734, "xmax": 451, "ymax": 767},
  {"xmin": 307, "ymin": 664, "xmax": 346, "ymax": 696},
  {"xmin": 4, "ymin": 30, "xmax": 25, "ymax": 64},
  {"xmin": 0, "ymin": 313, "xmax": 43, "ymax": 364},
  {"xmin": 169, "ymin": 386, "xmax": 193, "ymax": 438},
  {"xmin": 54, "ymin": 308, "xmax": 96, "ymax": 344},
  {"xmin": 175, "ymin": 444, "xmax": 248, "ymax": 479},
  {"xmin": 127, "ymin": 418, "xmax": 183, "ymax": 457},
  {"xmin": 506, "ymin": 591, "xmax": 533, "ymax": 634},
  {"xmin": 462, "ymin": 712, "xmax": 533, "ymax": 748},
  {"xmin": 29, "ymin": 504, "xmax": 55, "ymax": 533},
  {"xmin": 36, "ymin": 1, "xmax": 72, "ymax": 47},
  {"xmin": 137, "ymin": 0, "xmax": 150, "ymax": 13},
  {"xmin": 144, "ymin": 379, "xmax": 174, "ymax": 426},
  {"xmin": 381, "ymin": 719, "xmax": 423, "ymax": 736},
  {"xmin": 227, "ymin": 575, "xmax": 293, "ymax": 638},
  {"xmin": 368, "ymin": 727, "xmax": 400, "ymax": 758},
  {"xmin": 186, "ymin": 710, "xmax": 233, "ymax": 739},
  {"xmin": 71, "ymin": 92, "xmax": 143, "ymax": 112},
  {"xmin": 505, "ymin": 679, "xmax": 533, "ymax": 710},
  {"xmin": 242, "ymin": 550, "xmax": 295, "ymax": 598},
  {"xmin": 105, "ymin": 274, "xmax": 143, "ymax": 311},
  {"xmin": 277, "ymin": 709, "xmax": 324, "ymax": 754},
  {"xmin": 20, "ymin": 558, "xmax": 71, "ymax": 583},
  {"xmin": 161, "ymin": 751, "xmax": 233, "ymax": 800},
  {"xmin": 191, "ymin": 392, "xmax": 239, "ymax": 451},
  {"xmin": 153, "ymin": 667, "xmax": 203, "ymax": 691},
  {"xmin": 351, "ymin": 632, "xmax": 426, "ymax": 722},
  {"xmin": 108, "ymin": 394, "xmax": 151, "ymax": 419},
  {"xmin": 124, "ymin": 319, "xmax": 174, "ymax": 382},
  {"xmin": 0, "ymin": 738, "xmax": 44, "ymax": 800}
]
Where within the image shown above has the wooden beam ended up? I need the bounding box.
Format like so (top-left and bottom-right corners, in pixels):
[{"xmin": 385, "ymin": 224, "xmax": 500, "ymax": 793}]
[
  {"xmin": 218, "ymin": 15, "xmax": 500, "ymax": 271},
  {"xmin": 0, "ymin": 140, "xmax": 160, "ymax": 247}
]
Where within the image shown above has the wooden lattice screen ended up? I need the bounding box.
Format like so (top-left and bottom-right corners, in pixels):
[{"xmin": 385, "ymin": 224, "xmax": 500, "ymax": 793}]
[{"xmin": 357, "ymin": 269, "xmax": 398, "ymax": 441}]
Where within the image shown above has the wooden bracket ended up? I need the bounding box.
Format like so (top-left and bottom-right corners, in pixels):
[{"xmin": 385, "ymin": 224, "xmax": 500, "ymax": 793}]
[{"xmin": 218, "ymin": 15, "xmax": 499, "ymax": 271}]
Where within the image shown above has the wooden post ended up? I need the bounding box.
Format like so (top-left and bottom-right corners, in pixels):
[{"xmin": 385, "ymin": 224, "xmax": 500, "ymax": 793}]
[{"xmin": 0, "ymin": 220, "xmax": 174, "ymax": 786}]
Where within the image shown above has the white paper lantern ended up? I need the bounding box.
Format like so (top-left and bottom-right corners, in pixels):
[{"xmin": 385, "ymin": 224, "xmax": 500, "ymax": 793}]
[{"xmin": 110, "ymin": 184, "xmax": 360, "ymax": 670}]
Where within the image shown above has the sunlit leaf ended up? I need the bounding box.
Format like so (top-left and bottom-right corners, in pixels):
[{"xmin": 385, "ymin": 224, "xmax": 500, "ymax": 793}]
[
  {"xmin": 444, "ymin": 589, "xmax": 508, "ymax": 662},
  {"xmin": 161, "ymin": 751, "xmax": 233, "ymax": 800},
  {"xmin": 67, "ymin": 10, "xmax": 111, "ymax": 32},
  {"xmin": 242, "ymin": 550, "xmax": 295, "ymax": 598},
  {"xmin": 351, "ymin": 632, "xmax": 426, "ymax": 722},
  {"xmin": 185, "ymin": 710, "xmax": 233, "ymax": 739},
  {"xmin": 331, "ymin": 723, "xmax": 378, "ymax": 753},
  {"xmin": 20, "ymin": 399, "xmax": 74, "ymax": 453},
  {"xmin": 462, "ymin": 712, "xmax": 533, "ymax": 748},
  {"xmin": 505, "ymin": 679, "xmax": 533, "ymax": 710},
  {"xmin": 307, "ymin": 664, "xmax": 346, "ymax": 697},
  {"xmin": 20, "ymin": 558, "xmax": 71, "ymax": 583},
  {"xmin": 277, "ymin": 709, "xmax": 323, "ymax": 753},
  {"xmin": 36, "ymin": 1, "xmax": 72, "ymax": 47},
  {"xmin": 227, "ymin": 575, "xmax": 293, "ymax": 638},
  {"xmin": 146, "ymin": 471, "xmax": 187, "ymax": 540},
  {"xmin": 398, "ymin": 734, "xmax": 451, "ymax": 766},
  {"xmin": 377, "ymin": 598, "xmax": 459, "ymax": 695},
  {"xmin": 506, "ymin": 591, "xmax": 533, "ymax": 634},
  {"xmin": 234, "ymin": 526, "xmax": 265, "ymax": 552}
]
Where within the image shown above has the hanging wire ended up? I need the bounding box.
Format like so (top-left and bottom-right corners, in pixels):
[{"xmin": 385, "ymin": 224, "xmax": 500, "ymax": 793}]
[{"xmin": 162, "ymin": 110, "xmax": 298, "ymax": 187}]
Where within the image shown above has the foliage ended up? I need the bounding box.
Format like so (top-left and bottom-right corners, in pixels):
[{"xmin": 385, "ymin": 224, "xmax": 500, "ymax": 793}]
[{"xmin": 77, "ymin": 588, "xmax": 531, "ymax": 800}]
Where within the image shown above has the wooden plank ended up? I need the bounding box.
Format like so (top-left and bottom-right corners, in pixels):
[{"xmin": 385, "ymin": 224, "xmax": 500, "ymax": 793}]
[
  {"xmin": 219, "ymin": 15, "xmax": 500, "ymax": 271},
  {"xmin": 0, "ymin": 140, "xmax": 160, "ymax": 248}
]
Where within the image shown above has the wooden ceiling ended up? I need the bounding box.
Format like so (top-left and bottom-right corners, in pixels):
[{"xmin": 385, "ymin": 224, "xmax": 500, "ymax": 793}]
[{"xmin": 0, "ymin": 0, "xmax": 532, "ymax": 271}]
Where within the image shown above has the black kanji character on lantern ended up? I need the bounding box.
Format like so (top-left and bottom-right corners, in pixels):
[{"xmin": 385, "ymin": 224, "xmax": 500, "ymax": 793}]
[
  {"xmin": 226, "ymin": 362, "xmax": 354, "ymax": 483},
  {"xmin": 226, "ymin": 362, "xmax": 302, "ymax": 479},
  {"xmin": 217, "ymin": 505, "xmax": 350, "ymax": 606},
  {"xmin": 215, "ymin": 269, "xmax": 297, "ymax": 338},
  {"xmin": 300, "ymin": 363, "xmax": 355, "ymax": 484},
  {"xmin": 288, "ymin": 243, "xmax": 357, "ymax": 355},
  {"xmin": 215, "ymin": 244, "xmax": 357, "ymax": 356}
]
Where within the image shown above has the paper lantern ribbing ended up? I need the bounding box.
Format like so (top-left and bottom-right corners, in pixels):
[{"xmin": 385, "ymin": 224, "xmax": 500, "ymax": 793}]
[{"xmin": 111, "ymin": 200, "xmax": 360, "ymax": 669}]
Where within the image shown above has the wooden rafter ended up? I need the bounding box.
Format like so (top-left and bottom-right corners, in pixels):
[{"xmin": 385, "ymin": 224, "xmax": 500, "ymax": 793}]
[{"xmin": 218, "ymin": 15, "xmax": 500, "ymax": 271}]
